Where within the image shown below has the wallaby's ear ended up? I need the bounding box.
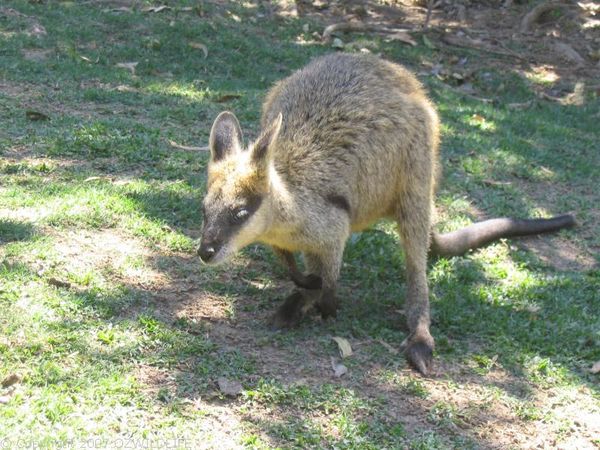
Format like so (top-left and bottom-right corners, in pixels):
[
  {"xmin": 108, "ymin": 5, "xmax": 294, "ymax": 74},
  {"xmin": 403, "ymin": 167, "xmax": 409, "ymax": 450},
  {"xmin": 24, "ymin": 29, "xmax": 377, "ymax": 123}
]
[
  {"xmin": 250, "ymin": 112, "xmax": 282, "ymax": 164},
  {"xmin": 209, "ymin": 111, "xmax": 243, "ymax": 162}
]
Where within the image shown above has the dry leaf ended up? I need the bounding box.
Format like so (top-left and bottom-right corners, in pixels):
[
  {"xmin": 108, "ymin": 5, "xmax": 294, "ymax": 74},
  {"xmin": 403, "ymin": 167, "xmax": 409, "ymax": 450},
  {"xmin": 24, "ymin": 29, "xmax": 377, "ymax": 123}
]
[
  {"xmin": 471, "ymin": 114, "xmax": 486, "ymax": 124},
  {"xmin": 387, "ymin": 31, "xmax": 416, "ymax": 46},
  {"xmin": 142, "ymin": 5, "xmax": 170, "ymax": 13},
  {"xmin": 217, "ymin": 377, "xmax": 242, "ymax": 396},
  {"xmin": 84, "ymin": 176, "xmax": 113, "ymax": 182},
  {"xmin": 25, "ymin": 110, "xmax": 50, "ymax": 121},
  {"xmin": 188, "ymin": 42, "xmax": 208, "ymax": 58},
  {"xmin": 1, "ymin": 374, "xmax": 20, "ymax": 388},
  {"xmin": 591, "ymin": 361, "xmax": 600, "ymax": 374},
  {"xmin": 79, "ymin": 55, "xmax": 99, "ymax": 64},
  {"xmin": 332, "ymin": 336, "xmax": 352, "ymax": 358},
  {"xmin": 330, "ymin": 357, "xmax": 348, "ymax": 378},
  {"xmin": 116, "ymin": 62, "xmax": 138, "ymax": 75}
]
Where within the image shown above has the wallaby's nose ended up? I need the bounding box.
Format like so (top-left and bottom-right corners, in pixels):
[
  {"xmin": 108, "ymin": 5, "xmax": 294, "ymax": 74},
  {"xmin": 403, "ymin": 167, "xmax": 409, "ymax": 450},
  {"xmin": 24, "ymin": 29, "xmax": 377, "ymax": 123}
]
[{"xmin": 198, "ymin": 242, "xmax": 217, "ymax": 263}]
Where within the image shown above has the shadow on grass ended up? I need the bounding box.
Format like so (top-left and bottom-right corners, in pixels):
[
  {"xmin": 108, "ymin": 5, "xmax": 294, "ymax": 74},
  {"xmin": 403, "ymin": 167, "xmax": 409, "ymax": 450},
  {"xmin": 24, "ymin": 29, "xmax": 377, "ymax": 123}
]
[
  {"xmin": 0, "ymin": 219, "xmax": 37, "ymax": 244},
  {"xmin": 26, "ymin": 222, "xmax": 594, "ymax": 447}
]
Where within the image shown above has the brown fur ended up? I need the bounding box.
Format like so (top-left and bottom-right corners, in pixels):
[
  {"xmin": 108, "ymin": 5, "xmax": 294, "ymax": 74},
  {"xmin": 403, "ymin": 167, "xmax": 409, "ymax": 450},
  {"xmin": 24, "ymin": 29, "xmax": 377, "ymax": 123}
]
[{"xmin": 199, "ymin": 53, "xmax": 574, "ymax": 374}]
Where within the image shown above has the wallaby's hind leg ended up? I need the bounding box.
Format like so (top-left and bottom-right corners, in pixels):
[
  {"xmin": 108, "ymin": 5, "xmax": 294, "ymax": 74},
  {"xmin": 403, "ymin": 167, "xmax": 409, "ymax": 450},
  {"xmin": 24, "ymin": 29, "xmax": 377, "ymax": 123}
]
[
  {"xmin": 304, "ymin": 252, "xmax": 340, "ymax": 319},
  {"xmin": 396, "ymin": 197, "xmax": 435, "ymax": 375}
]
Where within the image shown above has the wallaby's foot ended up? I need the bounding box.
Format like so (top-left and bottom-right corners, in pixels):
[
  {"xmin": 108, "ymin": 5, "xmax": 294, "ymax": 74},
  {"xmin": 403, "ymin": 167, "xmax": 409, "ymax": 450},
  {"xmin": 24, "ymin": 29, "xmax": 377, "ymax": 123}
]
[
  {"xmin": 291, "ymin": 273, "xmax": 322, "ymax": 290},
  {"xmin": 404, "ymin": 334, "xmax": 434, "ymax": 375},
  {"xmin": 314, "ymin": 288, "xmax": 338, "ymax": 320},
  {"xmin": 269, "ymin": 291, "xmax": 312, "ymax": 329}
]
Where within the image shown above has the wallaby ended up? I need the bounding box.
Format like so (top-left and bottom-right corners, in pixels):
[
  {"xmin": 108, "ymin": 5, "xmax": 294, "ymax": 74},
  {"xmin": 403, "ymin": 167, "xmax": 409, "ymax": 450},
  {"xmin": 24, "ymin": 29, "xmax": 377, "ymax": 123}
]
[{"xmin": 198, "ymin": 53, "xmax": 575, "ymax": 374}]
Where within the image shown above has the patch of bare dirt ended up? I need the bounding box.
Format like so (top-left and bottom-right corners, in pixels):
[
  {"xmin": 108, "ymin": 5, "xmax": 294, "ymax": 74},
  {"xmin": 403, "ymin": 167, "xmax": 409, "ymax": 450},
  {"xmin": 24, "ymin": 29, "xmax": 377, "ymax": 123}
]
[
  {"xmin": 520, "ymin": 235, "xmax": 598, "ymax": 271},
  {"xmin": 279, "ymin": 0, "xmax": 599, "ymax": 89},
  {"xmin": 47, "ymin": 229, "xmax": 168, "ymax": 288}
]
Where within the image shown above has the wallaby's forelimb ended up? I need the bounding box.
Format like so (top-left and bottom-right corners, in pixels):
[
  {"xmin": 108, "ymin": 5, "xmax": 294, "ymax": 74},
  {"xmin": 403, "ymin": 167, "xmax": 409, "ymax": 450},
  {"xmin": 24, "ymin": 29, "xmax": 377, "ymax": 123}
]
[
  {"xmin": 430, "ymin": 214, "xmax": 576, "ymax": 258},
  {"xmin": 273, "ymin": 248, "xmax": 323, "ymax": 289}
]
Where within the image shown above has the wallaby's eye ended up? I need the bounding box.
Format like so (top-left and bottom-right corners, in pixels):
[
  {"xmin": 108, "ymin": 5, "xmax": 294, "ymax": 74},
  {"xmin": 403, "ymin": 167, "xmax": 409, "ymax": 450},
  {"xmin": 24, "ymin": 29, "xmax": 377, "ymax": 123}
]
[{"xmin": 231, "ymin": 207, "xmax": 250, "ymax": 224}]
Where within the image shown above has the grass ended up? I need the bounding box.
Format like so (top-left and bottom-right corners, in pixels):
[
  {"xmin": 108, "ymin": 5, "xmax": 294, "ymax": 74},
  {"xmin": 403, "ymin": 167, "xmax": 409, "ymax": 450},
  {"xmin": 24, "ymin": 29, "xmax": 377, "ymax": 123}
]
[{"xmin": 1, "ymin": 1, "xmax": 599, "ymax": 448}]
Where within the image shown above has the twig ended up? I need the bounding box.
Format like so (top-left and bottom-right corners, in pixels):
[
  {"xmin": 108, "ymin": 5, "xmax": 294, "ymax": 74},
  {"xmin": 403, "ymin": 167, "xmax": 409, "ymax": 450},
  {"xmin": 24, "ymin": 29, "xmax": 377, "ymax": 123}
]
[
  {"xmin": 322, "ymin": 22, "xmax": 376, "ymax": 42},
  {"xmin": 424, "ymin": 0, "xmax": 442, "ymax": 29},
  {"xmin": 168, "ymin": 140, "xmax": 209, "ymax": 152}
]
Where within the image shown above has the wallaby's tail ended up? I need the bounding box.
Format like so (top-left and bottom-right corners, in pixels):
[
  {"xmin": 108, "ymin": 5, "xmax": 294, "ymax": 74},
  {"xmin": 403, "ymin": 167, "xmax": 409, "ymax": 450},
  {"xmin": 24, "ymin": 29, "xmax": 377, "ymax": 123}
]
[{"xmin": 430, "ymin": 214, "xmax": 576, "ymax": 258}]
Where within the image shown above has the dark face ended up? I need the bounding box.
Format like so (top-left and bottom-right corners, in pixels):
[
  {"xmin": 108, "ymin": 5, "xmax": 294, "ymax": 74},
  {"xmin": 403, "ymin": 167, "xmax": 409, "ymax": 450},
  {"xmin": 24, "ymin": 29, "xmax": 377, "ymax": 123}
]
[{"xmin": 197, "ymin": 191, "xmax": 263, "ymax": 264}]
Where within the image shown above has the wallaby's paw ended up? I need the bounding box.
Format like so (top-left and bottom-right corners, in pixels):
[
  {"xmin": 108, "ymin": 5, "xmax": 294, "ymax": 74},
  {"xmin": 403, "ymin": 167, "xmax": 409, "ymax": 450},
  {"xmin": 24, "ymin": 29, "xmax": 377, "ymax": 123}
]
[
  {"xmin": 314, "ymin": 287, "xmax": 338, "ymax": 320},
  {"xmin": 269, "ymin": 291, "xmax": 309, "ymax": 329},
  {"xmin": 405, "ymin": 338, "xmax": 434, "ymax": 376},
  {"xmin": 292, "ymin": 273, "xmax": 322, "ymax": 290}
]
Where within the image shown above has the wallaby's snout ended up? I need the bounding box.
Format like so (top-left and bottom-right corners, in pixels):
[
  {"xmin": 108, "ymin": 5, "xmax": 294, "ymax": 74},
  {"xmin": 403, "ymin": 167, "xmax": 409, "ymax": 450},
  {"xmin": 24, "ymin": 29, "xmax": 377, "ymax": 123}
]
[
  {"xmin": 197, "ymin": 238, "xmax": 219, "ymax": 263},
  {"xmin": 198, "ymin": 221, "xmax": 225, "ymax": 264}
]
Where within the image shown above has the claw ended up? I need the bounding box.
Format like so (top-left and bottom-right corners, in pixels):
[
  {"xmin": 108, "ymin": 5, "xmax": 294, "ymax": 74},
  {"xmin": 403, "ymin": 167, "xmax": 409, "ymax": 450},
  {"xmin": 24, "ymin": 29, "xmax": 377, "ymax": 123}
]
[{"xmin": 405, "ymin": 339, "xmax": 434, "ymax": 375}]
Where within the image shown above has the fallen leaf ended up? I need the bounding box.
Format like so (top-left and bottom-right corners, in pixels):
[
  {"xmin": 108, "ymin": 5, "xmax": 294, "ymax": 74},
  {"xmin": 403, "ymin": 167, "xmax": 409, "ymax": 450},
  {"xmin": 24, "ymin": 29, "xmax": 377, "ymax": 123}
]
[
  {"xmin": 142, "ymin": 5, "xmax": 170, "ymax": 13},
  {"xmin": 213, "ymin": 93, "xmax": 242, "ymax": 103},
  {"xmin": 25, "ymin": 110, "xmax": 50, "ymax": 121},
  {"xmin": 471, "ymin": 114, "xmax": 486, "ymax": 124},
  {"xmin": 115, "ymin": 61, "xmax": 138, "ymax": 75},
  {"xmin": 387, "ymin": 31, "xmax": 416, "ymax": 46},
  {"xmin": 330, "ymin": 357, "xmax": 348, "ymax": 378},
  {"xmin": 332, "ymin": 336, "xmax": 353, "ymax": 358},
  {"xmin": 217, "ymin": 377, "xmax": 243, "ymax": 396},
  {"xmin": 84, "ymin": 176, "xmax": 111, "ymax": 182},
  {"xmin": 591, "ymin": 361, "xmax": 600, "ymax": 374},
  {"xmin": 79, "ymin": 55, "xmax": 99, "ymax": 63},
  {"xmin": 1, "ymin": 374, "xmax": 20, "ymax": 388},
  {"xmin": 188, "ymin": 42, "xmax": 208, "ymax": 58}
]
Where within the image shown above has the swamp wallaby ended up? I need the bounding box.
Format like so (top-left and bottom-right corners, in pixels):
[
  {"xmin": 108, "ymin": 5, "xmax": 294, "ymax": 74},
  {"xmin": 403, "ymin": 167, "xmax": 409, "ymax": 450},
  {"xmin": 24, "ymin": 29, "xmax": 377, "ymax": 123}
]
[{"xmin": 198, "ymin": 53, "xmax": 575, "ymax": 374}]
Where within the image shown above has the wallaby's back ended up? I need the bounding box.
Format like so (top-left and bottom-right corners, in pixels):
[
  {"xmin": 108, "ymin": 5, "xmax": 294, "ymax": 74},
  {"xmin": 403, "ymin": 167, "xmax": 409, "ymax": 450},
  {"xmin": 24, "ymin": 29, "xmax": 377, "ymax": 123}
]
[{"xmin": 261, "ymin": 53, "xmax": 440, "ymax": 231}]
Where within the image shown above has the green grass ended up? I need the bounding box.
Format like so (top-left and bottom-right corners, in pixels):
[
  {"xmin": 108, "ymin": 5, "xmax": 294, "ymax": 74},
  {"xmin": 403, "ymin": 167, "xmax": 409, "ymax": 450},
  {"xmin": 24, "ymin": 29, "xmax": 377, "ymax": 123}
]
[{"xmin": 1, "ymin": 1, "xmax": 599, "ymax": 448}]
